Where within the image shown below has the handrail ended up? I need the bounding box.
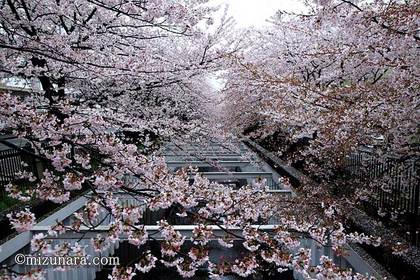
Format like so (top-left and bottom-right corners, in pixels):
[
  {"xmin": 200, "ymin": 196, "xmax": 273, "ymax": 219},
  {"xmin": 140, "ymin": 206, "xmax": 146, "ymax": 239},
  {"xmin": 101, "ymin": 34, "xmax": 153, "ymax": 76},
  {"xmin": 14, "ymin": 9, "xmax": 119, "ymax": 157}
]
[{"xmin": 0, "ymin": 196, "xmax": 87, "ymax": 262}]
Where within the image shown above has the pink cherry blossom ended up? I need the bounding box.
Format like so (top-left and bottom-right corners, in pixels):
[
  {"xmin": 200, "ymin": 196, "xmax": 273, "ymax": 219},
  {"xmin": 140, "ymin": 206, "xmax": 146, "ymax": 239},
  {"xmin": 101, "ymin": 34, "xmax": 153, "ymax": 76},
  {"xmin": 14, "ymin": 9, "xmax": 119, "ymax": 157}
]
[{"xmin": 7, "ymin": 208, "xmax": 36, "ymax": 233}]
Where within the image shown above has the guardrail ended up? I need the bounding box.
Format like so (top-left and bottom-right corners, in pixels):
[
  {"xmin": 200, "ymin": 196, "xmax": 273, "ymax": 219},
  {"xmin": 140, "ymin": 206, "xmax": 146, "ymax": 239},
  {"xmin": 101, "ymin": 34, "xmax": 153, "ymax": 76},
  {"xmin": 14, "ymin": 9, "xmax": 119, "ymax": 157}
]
[{"xmin": 345, "ymin": 150, "xmax": 419, "ymax": 247}]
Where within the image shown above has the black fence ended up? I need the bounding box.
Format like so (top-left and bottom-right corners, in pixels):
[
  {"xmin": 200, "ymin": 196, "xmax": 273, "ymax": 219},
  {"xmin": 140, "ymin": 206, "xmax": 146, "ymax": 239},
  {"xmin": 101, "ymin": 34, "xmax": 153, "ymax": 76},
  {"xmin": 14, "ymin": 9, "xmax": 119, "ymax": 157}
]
[
  {"xmin": 0, "ymin": 144, "xmax": 40, "ymax": 207},
  {"xmin": 345, "ymin": 149, "xmax": 419, "ymax": 245},
  {"xmin": 0, "ymin": 149, "xmax": 24, "ymax": 182},
  {"xmin": 0, "ymin": 140, "xmax": 89, "ymax": 241}
]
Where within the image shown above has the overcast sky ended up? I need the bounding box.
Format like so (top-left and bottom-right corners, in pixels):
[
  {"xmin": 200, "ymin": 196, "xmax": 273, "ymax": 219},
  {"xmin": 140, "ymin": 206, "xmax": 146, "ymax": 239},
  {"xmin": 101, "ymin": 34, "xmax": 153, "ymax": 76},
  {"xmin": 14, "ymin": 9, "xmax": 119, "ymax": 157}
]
[
  {"xmin": 206, "ymin": 1, "xmax": 306, "ymax": 92},
  {"xmin": 210, "ymin": 0, "xmax": 306, "ymax": 27}
]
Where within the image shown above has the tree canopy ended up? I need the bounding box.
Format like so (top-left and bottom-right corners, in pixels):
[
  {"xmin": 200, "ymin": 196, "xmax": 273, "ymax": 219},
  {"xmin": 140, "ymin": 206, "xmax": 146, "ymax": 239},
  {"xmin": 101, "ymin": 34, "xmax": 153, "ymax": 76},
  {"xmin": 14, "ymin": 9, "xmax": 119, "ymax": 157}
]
[{"xmin": 0, "ymin": 0, "xmax": 418, "ymax": 279}]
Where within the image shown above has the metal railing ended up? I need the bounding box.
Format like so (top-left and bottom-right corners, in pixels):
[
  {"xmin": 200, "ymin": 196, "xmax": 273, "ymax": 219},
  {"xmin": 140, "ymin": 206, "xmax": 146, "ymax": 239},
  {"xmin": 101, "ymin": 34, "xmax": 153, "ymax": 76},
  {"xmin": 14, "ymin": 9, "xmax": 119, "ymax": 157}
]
[
  {"xmin": 344, "ymin": 150, "xmax": 419, "ymax": 245},
  {"xmin": 0, "ymin": 145, "xmax": 40, "ymax": 206}
]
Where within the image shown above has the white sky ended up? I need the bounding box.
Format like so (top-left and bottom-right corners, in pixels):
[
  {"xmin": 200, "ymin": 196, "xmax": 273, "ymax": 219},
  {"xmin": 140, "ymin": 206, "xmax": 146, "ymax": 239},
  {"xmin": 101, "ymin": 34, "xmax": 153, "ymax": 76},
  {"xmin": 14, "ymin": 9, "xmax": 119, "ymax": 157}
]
[
  {"xmin": 204, "ymin": 1, "xmax": 306, "ymax": 96},
  {"xmin": 210, "ymin": 0, "xmax": 306, "ymax": 27},
  {"xmin": 206, "ymin": 1, "xmax": 307, "ymax": 93}
]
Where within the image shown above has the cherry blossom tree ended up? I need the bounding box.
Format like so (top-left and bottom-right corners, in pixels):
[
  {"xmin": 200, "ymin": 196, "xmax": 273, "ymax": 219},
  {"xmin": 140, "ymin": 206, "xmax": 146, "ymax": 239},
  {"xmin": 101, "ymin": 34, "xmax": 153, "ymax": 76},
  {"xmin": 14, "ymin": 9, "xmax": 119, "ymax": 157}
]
[
  {"xmin": 222, "ymin": 0, "xmax": 418, "ymax": 228},
  {"xmin": 0, "ymin": 0, "xmax": 387, "ymax": 279}
]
